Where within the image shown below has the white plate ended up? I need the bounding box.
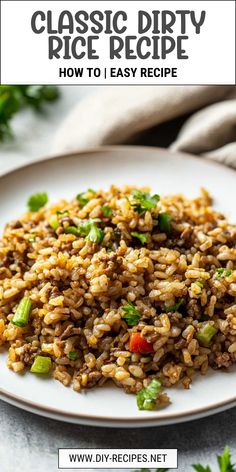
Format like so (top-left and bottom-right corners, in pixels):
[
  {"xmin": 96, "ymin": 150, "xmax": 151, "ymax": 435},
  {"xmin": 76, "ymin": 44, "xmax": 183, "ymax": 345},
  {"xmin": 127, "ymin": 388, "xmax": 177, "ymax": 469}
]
[{"xmin": 0, "ymin": 146, "xmax": 235, "ymax": 428}]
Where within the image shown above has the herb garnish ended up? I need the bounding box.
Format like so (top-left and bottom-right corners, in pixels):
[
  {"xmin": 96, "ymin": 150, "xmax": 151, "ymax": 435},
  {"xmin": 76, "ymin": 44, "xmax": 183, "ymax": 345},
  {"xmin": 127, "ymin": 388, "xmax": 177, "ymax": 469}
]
[
  {"xmin": 29, "ymin": 233, "xmax": 36, "ymax": 243},
  {"xmin": 49, "ymin": 216, "xmax": 59, "ymax": 231},
  {"xmin": 0, "ymin": 85, "xmax": 59, "ymax": 140},
  {"xmin": 27, "ymin": 192, "xmax": 48, "ymax": 212},
  {"xmin": 64, "ymin": 226, "xmax": 81, "ymax": 237},
  {"xmin": 131, "ymin": 232, "xmax": 148, "ymax": 244},
  {"xmin": 101, "ymin": 206, "xmax": 113, "ymax": 217},
  {"xmin": 12, "ymin": 297, "xmax": 32, "ymax": 327},
  {"xmin": 49, "ymin": 210, "xmax": 69, "ymax": 231},
  {"xmin": 86, "ymin": 224, "xmax": 104, "ymax": 244},
  {"xmin": 133, "ymin": 447, "xmax": 235, "ymax": 472},
  {"xmin": 193, "ymin": 446, "xmax": 235, "ymax": 472},
  {"xmin": 131, "ymin": 190, "xmax": 160, "ymax": 214},
  {"xmin": 76, "ymin": 193, "xmax": 89, "ymax": 208},
  {"xmin": 196, "ymin": 280, "xmax": 205, "ymax": 289},
  {"xmin": 164, "ymin": 298, "xmax": 184, "ymax": 313},
  {"xmin": 158, "ymin": 212, "xmax": 172, "ymax": 234},
  {"xmin": 196, "ymin": 323, "xmax": 217, "ymax": 347},
  {"xmin": 122, "ymin": 302, "xmax": 141, "ymax": 326},
  {"xmin": 136, "ymin": 379, "xmax": 162, "ymax": 411},
  {"xmin": 76, "ymin": 189, "xmax": 96, "ymax": 207},
  {"xmin": 215, "ymin": 268, "xmax": 233, "ymax": 279},
  {"xmin": 57, "ymin": 210, "xmax": 69, "ymax": 216},
  {"xmin": 68, "ymin": 352, "xmax": 78, "ymax": 360},
  {"xmin": 64, "ymin": 219, "xmax": 104, "ymax": 244},
  {"xmin": 217, "ymin": 446, "xmax": 236, "ymax": 472},
  {"xmin": 30, "ymin": 355, "xmax": 52, "ymax": 374},
  {"xmin": 87, "ymin": 188, "xmax": 96, "ymax": 194}
]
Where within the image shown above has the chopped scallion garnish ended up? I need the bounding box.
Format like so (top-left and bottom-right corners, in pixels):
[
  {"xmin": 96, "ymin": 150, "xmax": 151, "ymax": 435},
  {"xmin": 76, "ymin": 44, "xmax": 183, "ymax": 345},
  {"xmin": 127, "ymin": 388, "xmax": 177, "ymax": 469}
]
[
  {"xmin": 64, "ymin": 226, "xmax": 81, "ymax": 237},
  {"xmin": 29, "ymin": 233, "xmax": 36, "ymax": 243},
  {"xmin": 158, "ymin": 212, "xmax": 172, "ymax": 234},
  {"xmin": 76, "ymin": 189, "xmax": 96, "ymax": 207},
  {"xmin": 86, "ymin": 224, "xmax": 104, "ymax": 244},
  {"xmin": 57, "ymin": 210, "xmax": 69, "ymax": 216},
  {"xmin": 164, "ymin": 298, "xmax": 184, "ymax": 313},
  {"xmin": 30, "ymin": 355, "xmax": 52, "ymax": 374},
  {"xmin": 196, "ymin": 280, "xmax": 205, "ymax": 289},
  {"xmin": 131, "ymin": 232, "xmax": 148, "ymax": 244},
  {"xmin": 12, "ymin": 297, "xmax": 32, "ymax": 327},
  {"xmin": 101, "ymin": 206, "xmax": 113, "ymax": 217},
  {"xmin": 27, "ymin": 192, "xmax": 48, "ymax": 212},
  {"xmin": 215, "ymin": 268, "xmax": 232, "ymax": 279},
  {"xmin": 79, "ymin": 218, "xmax": 101, "ymax": 235},
  {"xmin": 76, "ymin": 193, "xmax": 89, "ymax": 208},
  {"xmin": 136, "ymin": 378, "xmax": 162, "ymax": 410},
  {"xmin": 196, "ymin": 323, "xmax": 217, "ymax": 347},
  {"xmin": 68, "ymin": 351, "xmax": 78, "ymax": 360},
  {"xmin": 49, "ymin": 215, "xmax": 59, "ymax": 231}
]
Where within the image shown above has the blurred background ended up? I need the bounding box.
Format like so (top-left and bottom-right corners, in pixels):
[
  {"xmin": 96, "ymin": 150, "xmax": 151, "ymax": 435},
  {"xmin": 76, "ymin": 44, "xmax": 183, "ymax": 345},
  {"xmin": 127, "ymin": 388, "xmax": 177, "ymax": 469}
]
[{"xmin": 0, "ymin": 86, "xmax": 95, "ymax": 173}]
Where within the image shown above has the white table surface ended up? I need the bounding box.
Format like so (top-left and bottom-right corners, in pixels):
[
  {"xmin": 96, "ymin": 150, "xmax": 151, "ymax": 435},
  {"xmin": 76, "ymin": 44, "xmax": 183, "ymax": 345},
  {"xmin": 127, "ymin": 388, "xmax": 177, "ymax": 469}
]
[{"xmin": 0, "ymin": 86, "xmax": 235, "ymax": 472}]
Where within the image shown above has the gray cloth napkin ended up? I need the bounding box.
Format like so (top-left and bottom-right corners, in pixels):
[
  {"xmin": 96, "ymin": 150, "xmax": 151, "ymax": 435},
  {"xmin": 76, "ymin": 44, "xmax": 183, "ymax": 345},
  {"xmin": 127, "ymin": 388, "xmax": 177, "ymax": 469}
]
[{"xmin": 52, "ymin": 85, "xmax": 236, "ymax": 168}]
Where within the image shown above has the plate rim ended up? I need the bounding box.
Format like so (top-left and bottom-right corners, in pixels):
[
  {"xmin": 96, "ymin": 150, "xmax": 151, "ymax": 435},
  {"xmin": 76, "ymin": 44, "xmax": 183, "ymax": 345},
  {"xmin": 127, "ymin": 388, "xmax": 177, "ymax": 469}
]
[
  {"xmin": 0, "ymin": 145, "xmax": 236, "ymax": 426},
  {"xmin": 0, "ymin": 144, "xmax": 236, "ymax": 181},
  {"xmin": 0, "ymin": 384, "xmax": 236, "ymax": 427}
]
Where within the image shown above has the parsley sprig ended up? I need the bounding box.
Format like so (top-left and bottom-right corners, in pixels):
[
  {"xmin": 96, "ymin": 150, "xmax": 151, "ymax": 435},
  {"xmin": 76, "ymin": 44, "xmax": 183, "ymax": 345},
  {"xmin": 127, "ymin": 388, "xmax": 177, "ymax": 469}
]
[
  {"xmin": 133, "ymin": 446, "xmax": 236, "ymax": 472},
  {"xmin": 122, "ymin": 302, "xmax": 141, "ymax": 326},
  {"xmin": 193, "ymin": 447, "xmax": 236, "ymax": 472},
  {"xmin": 65, "ymin": 218, "xmax": 104, "ymax": 244},
  {"xmin": 27, "ymin": 192, "xmax": 48, "ymax": 212},
  {"xmin": 131, "ymin": 190, "xmax": 160, "ymax": 214},
  {"xmin": 0, "ymin": 85, "xmax": 59, "ymax": 140}
]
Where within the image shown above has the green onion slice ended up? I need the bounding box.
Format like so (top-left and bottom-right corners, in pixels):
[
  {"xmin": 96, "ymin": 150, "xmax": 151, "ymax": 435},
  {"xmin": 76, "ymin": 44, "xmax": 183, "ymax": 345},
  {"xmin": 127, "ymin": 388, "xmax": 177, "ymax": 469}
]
[
  {"xmin": 131, "ymin": 232, "xmax": 148, "ymax": 244},
  {"xmin": 136, "ymin": 379, "xmax": 162, "ymax": 410},
  {"xmin": 86, "ymin": 225, "xmax": 104, "ymax": 244},
  {"xmin": 49, "ymin": 215, "xmax": 59, "ymax": 231},
  {"xmin": 215, "ymin": 268, "xmax": 232, "ymax": 279},
  {"xmin": 196, "ymin": 323, "xmax": 217, "ymax": 347},
  {"xmin": 158, "ymin": 212, "xmax": 172, "ymax": 234},
  {"xmin": 101, "ymin": 206, "xmax": 113, "ymax": 217},
  {"xmin": 12, "ymin": 297, "xmax": 32, "ymax": 327},
  {"xmin": 68, "ymin": 351, "xmax": 78, "ymax": 360},
  {"xmin": 76, "ymin": 189, "xmax": 96, "ymax": 207},
  {"xmin": 64, "ymin": 226, "xmax": 81, "ymax": 237},
  {"xmin": 30, "ymin": 355, "xmax": 52, "ymax": 374},
  {"xmin": 164, "ymin": 298, "xmax": 184, "ymax": 313}
]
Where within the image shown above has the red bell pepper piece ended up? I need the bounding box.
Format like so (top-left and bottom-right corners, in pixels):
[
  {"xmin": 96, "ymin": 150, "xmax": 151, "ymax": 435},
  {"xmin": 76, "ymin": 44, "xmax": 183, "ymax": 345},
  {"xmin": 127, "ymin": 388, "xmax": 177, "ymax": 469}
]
[{"xmin": 129, "ymin": 333, "xmax": 154, "ymax": 354}]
